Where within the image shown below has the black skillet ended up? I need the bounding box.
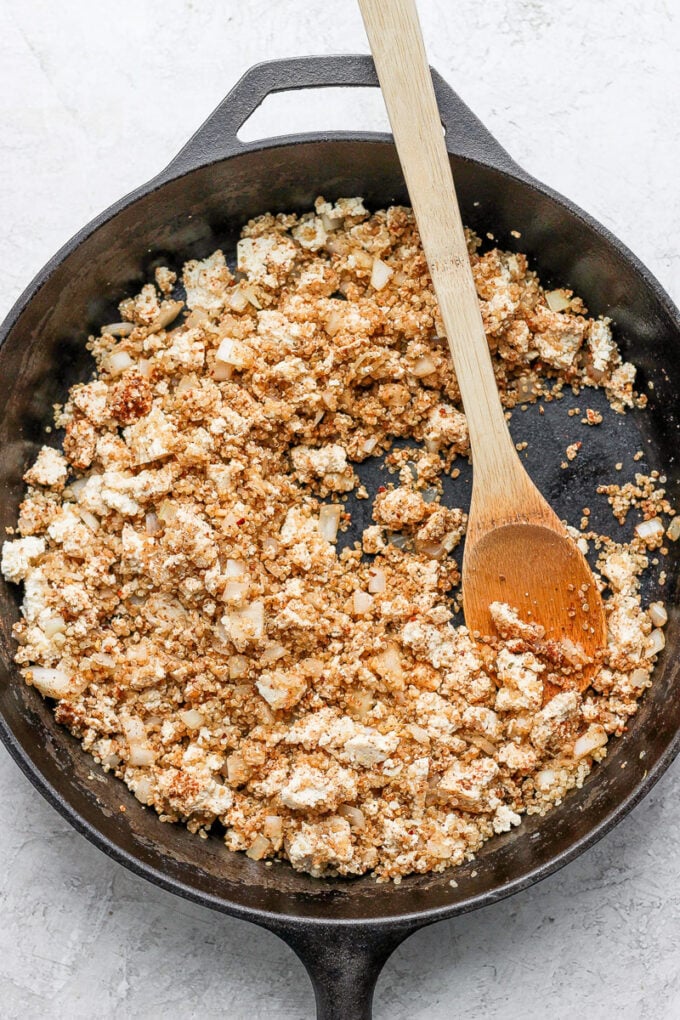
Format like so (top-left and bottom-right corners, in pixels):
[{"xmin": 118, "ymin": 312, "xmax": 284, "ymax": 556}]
[{"xmin": 0, "ymin": 55, "xmax": 679, "ymax": 1020}]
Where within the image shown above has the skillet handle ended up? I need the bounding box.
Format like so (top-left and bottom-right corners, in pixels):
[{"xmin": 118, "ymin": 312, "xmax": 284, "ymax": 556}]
[
  {"xmin": 164, "ymin": 54, "xmax": 521, "ymax": 176},
  {"xmin": 269, "ymin": 921, "xmax": 414, "ymax": 1020}
]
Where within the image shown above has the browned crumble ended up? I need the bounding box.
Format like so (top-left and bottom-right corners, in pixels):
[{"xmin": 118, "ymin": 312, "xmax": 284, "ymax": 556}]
[{"xmin": 1, "ymin": 198, "xmax": 669, "ymax": 881}]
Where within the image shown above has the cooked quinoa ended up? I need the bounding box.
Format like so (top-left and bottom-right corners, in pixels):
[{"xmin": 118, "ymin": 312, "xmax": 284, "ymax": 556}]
[{"xmin": 1, "ymin": 198, "xmax": 672, "ymax": 880}]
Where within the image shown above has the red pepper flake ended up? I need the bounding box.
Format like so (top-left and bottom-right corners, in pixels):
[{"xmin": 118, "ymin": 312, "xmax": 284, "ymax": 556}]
[
  {"xmin": 236, "ymin": 517, "xmax": 246, "ymax": 526},
  {"xmin": 377, "ymin": 485, "xmax": 386, "ymax": 493}
]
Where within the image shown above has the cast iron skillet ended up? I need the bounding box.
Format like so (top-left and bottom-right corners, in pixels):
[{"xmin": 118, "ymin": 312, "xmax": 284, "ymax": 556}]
[{"xmin": 0, "ymin": 55, "xmax": 679, "ymax": 1019}]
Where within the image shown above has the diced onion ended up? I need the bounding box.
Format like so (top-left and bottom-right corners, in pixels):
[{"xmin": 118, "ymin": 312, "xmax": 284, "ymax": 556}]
[
  {"xmin": 646, "ymin": 628, "xmax": 666, "ymax": 657},
  {"xmin": 263, "ymin": 815, "xmax": 283, "ymax": 847},
  {"xmin": 545, "ymin": 289, "xmax": 571, "ymax": 312},
  {"xmin": 128, "ymin": 745, "xmax": 156, "ymax": 767},
  {"xmin": 91, "ymin": 652, "xmax": 116, "ymax": 668},
  {"xmin": 133, "ymin": 777, "xmax": 153, "ymax": 804},
  {"xmin": 370, "ymin": 258, "xmax": 393, "ymax": 290},
  {"xmin": 666, "ymin": 516, "xmax": 680, "ymax": 541},
  {"xmin": 318, "ymin": 504, "xmax": 342, "ymax": 543},
  {"xmin": 227, "ymin": 287, "xmax": 250, "ymax": 313},
  {"xmin": 43, "ymin": 616, "xmax": 66, "ymax": 639},
  {"xmin": 228, "ymin": 654, "xmax": 249, "ymax": 679},
  {"xmin": 362, "ymin": 436, "xmax": 378, "ymax": 455},
  {"xmin": 262, "ymin": 537, "xmax": 280, "ymax": 557},
  {"xmin": 573, "ymin": 724, "xmax": 608, "ymax": 759},
  {"xmin": 226, "ymin": 752, "xmax": 249, "ymax": 785},
  {"xmin": 648, "ymin": 601, "xmax": 667, "ymax": 627},
  {"xmin": 465, "ymin": 734, "xmax": 497, "ymax": 756},
  {"xmin": 372, "ymin": 643, "xmax": 404, "ymax": 681},
  {"xmin": 261, "ymin": 642, "xmax": 286, "ymax": 664},
  {"xmin": 179, "ymin": 708, "xmax": 205, "ymax": 730},
  {"xmin": 213, "ymin": 360, "xmax": 233, "ymax": 381},
  {"xmin": 388, "ymin": 532, "xmax": 409, "ymax": 550},
  {"xmin": 78, "ymin": 509, "xmax": 100, "ymax": 532},
  {"xmin": 350, "ymin": 250, "xmax": 373, "ymax": 271},
  {"xmin": 321, "ymin": 213, "xmax": 343, "ymax": 232},
  {"xmin": 147, "ymin": 300, "xmax": 183, "ymax": 333},
  {"xmin": 338, "ymin": 804, "xmax": 366, "ymax": 830},
  {"xmin": 215, "ymin": 337, "xmax": 253, "ymax": 370},
  {"xmin": 411, "ymin": 355, "xmax": 437, "ymax": 377},
  {"xmin": 630, "ymin": 667, "xmax": 649, "ymax": 689},
  {"xmin": 120, "ymin": 713, "xmax": 156, "ymax": 766},
  {"xmin": 576, "ymin": 537, "xmax": 589, "ymax": 555},
  {"xmin": 242, "ymin": 284, "xmax": 262, "ymax": 310},
  {"xmin": 417, "ymin": 540, "xmax": 446, "ymax": 560},
  {"xmin": 101, "ymin": 322, "xmax": 135, "ymax": 337},
  {"xmin": 67, "ymin": 477, "xmax": 88, "ymax": 499},
  {"xmin": 406, "ymin": 723, "xmax": 430, "ymax": 745},
  {"xmin": 536, "ymin": 769, "xmax": 556, "ymax": 791},
  {"xmin": 635, "ymin": 517, "xmax": 664, "ymax": 541},
  {"xmin": 226, "ymin": 559, "xmax": 246, "ymax": 577},
  {"xmin": 353, "ymin": 590, "xmax": 374, "ymax": 616},
  {"xmin": 222, "ymin": 601, "xmax": 264, "ymax": 645},
  {"xmin": 223, "ymin": 580, "xmax": 250, "ymax": 606},
  {"xmin": 105, "ymin": 350, "xmax": 135, "ymax": 377},
  {"xmin": 29, "ymin": 666, "xmax": 71, "ymax": 699},
  {"xmin": 175, "ymin": 373, "xmax": 198, "ymax": 395},
  {"xmin": 368, "ymin": 568, "xmax": 386, "ymax": 594},
  {"xmin": 325, "ymin": 309, "xmax": 345, "ymax": 336},
  {"xmin": 137, "ymin": 358, "xmax": 153, "ymax": 379},
  {"xmin": 246, "ymin": 834, "xmax": 272, "ymax": 861},
  {"xmin": 145, "ymin": 512, "xmax": 161, "ymax": 536}
]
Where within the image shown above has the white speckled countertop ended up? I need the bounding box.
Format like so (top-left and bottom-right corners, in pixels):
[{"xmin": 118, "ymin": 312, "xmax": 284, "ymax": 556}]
[{"xmin": 1, "ymin": 1, "xmax": 679, "ymax": 1016}]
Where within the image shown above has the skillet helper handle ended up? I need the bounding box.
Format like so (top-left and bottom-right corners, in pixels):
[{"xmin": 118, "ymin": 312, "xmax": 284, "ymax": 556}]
[
  {"xmin": 163, "ymin": 54, "xmax": 519, "ymax": 175},
  {"xmin": 277, "ymin": 923, "xmax": 411, "ymax": 1020}
]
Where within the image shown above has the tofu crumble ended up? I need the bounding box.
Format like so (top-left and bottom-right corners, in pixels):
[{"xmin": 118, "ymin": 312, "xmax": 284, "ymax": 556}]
[{"xmin": 1, "ymin": 198, "xmax": 671, "ymax": 881}]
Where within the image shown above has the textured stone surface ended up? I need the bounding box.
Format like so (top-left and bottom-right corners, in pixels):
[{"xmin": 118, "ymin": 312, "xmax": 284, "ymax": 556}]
[{"xmin": 1, "ymin": 0, "xmax": 679, "ymax": 1017}]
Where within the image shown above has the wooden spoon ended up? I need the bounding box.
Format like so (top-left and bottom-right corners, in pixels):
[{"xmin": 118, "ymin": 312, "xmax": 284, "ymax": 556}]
[{"xmin": 359, "ymin": 0, "xmax": 606, "ymax": 682}]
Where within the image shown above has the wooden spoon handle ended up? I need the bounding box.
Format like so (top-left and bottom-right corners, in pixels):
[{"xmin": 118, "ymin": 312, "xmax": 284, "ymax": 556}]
[{"xmin": 358, "ymin": 0, "xmax": 523, "ymax": 498}]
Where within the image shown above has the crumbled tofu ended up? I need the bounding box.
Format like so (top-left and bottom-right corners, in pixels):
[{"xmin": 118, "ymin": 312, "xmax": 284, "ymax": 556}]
[
  {"xmin": 281, "ymin": 764, "xmax": 357, "ymax": 812},
  {"xmin": 155, "ymin": 266, "xmax": 177, "ymax": 295},
  {"xmin": 344, "ymin": 729, "xmax": 400, "ymax": 767},
  {"xmin": 183, "ymin": 251, "xmax": 232, "ymax": 313},
  {"xmin": 494, "ymin": 648, "xmax": 544, "ymax": 712},
  {"xmin": 531, "ymin": 692, "xmax": 580, "ymax": 749},
  {"xmin": 256, "ymin": 669, "xmax": 307, "ymax": 711},
  {"xmin": 438, "ymin": 757, "xmax": 499, "ymax": 808},
  {"xmin": 1, "ymin": 536, "xmax": 45, "ymax": 582},
  {"xmin": 291, "ymin": 444, "xmax": 354, "ymax": 492},
  {"xmin": 124, "ymin": 406, "xmax": 177, "ymax": 465},
  {"xmin": 374, "ymin": 487, "xmax": 429, "ymax": 528},
  {"xmin": 492, "ymin": 804, "xmax": 522, "ymax": 833},
  {"xmin": 23, "ymin": 447, "xmax": 68, "ymax": 490},
  {"xmin": 237, "ymin": 234, "xmax": 298, "ymax": 284}
]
